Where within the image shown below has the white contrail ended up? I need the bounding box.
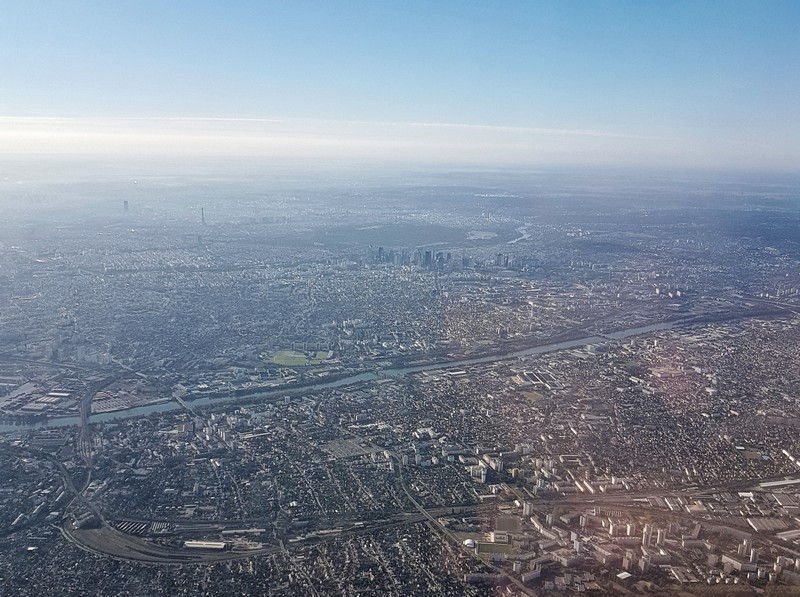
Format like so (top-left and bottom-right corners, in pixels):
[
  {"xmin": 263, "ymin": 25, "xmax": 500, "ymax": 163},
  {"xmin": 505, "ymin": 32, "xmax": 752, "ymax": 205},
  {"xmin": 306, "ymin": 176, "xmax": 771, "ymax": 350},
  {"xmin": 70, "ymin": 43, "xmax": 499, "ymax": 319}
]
[{"xmin": 0, "ymin": 115, "xmax": 656, "ymax": 140}]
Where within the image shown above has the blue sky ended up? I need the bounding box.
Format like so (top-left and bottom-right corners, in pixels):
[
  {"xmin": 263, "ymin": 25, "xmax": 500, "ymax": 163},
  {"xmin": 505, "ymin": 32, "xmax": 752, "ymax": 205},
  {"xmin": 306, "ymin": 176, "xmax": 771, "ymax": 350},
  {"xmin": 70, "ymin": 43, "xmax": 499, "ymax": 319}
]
[{"xmin": 1, "ymin": 1, "xmax": 798, "ymax": 169}]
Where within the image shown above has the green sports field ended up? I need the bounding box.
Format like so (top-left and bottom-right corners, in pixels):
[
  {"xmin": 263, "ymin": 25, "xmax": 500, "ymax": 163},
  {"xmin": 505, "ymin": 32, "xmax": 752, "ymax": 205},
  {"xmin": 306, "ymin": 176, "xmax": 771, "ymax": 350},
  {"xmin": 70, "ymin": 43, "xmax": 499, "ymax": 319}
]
[
  {"xmin": 265, "ymin": 350, "xmax": 330, "ymax": 366},
  {"xmin": 476, "ymin": 542, "xmax": 513, "ymax": 554}
]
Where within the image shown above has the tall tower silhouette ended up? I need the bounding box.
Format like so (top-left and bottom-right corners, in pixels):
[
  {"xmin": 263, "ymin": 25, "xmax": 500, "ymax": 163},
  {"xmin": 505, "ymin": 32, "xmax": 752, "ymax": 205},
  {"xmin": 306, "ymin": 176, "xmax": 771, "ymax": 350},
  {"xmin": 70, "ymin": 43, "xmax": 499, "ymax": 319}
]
[{"xmin": 201, "ymin": 207, "xmax": 206, "ymax": 225}]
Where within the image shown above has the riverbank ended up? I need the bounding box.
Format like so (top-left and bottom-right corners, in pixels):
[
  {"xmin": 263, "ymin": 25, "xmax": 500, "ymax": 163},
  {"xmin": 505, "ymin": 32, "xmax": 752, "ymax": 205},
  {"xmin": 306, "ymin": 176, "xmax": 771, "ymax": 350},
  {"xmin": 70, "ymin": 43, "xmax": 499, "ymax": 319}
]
[{"xmin": 1, "ymin": 306, "xmax": 794, "ymax": 434}]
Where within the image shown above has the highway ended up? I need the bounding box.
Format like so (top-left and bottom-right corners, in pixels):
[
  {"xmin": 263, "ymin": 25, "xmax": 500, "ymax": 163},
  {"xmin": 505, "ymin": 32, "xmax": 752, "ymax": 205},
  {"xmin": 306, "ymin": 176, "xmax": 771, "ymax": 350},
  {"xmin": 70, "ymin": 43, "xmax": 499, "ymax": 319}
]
[{"xmin": 77, "ymin": 376, "xmax": 119, "ymax": 468}]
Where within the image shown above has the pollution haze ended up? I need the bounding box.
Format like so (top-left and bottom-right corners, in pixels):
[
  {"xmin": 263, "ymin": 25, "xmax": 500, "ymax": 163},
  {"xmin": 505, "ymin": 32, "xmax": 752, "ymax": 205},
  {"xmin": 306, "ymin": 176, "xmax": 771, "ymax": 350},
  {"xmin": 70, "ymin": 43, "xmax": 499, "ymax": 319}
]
[{"xmin": 2, "ymin": 2, "xmax": 800, "ymax": 597}]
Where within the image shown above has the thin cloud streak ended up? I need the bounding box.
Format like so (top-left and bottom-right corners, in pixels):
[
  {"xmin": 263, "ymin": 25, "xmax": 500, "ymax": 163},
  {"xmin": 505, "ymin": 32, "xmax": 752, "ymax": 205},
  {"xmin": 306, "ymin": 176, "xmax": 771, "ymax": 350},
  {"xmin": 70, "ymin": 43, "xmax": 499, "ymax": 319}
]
[
  {"xmin": 1, "ymin": 115, "xmax": 794, "ymax": 171},
  {"xmin": 402, "ymin": 122, "xmax": 661, "ymax": 140},
  {"xmin": 0, "ymin": 116, "xmax": 651, "ymax": 139}
]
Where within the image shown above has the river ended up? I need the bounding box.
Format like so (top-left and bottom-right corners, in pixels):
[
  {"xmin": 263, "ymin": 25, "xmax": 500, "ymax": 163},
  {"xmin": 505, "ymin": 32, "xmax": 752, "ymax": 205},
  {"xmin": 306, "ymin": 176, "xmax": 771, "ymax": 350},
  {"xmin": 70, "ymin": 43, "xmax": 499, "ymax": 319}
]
[{"xmin": 0, "ymin": 319, "xmax": 678, "ymax": 433}]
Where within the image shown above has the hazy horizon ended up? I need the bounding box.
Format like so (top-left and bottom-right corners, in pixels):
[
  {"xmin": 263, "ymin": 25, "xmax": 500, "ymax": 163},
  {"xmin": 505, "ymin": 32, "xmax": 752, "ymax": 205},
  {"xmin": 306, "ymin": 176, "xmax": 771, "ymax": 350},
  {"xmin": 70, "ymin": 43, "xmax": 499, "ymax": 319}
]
[{"xmin": 2, "ymin": 1, "xmax": 799, "ymax": 172}]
